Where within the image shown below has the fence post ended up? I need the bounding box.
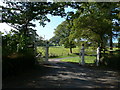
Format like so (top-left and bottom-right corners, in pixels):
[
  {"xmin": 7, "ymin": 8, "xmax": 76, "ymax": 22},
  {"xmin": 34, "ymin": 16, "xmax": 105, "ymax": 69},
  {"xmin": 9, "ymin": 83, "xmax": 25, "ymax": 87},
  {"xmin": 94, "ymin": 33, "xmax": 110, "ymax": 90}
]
[
  {"xmin": 45, "ymin": 41, "xmax": 49, "ymax": 63},
  {"xmin": 34, "ymin": 41, "xmax": 37, "ymax": 55},
  {"xmin": 80, "ymin": 44, "xmax": 85, "ymax": 65},
  {"xmin": 96, "ymin": 47, "xmax": 100, "ymax": 66},
  {"xmin": 17, "ymin": 44, "xmax": 19, "ymax": 52}
]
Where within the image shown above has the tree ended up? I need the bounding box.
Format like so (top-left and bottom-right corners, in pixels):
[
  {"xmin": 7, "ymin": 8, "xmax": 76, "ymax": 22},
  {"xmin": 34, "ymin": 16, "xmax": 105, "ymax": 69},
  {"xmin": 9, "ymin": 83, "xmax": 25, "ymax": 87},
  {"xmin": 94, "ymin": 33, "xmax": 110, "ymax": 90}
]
[
  {"xmin": 118, "ymin": 33, "xmax": 120, "ymax": 48},
  {"xmin": 2, "ymin": 30, "xmax": 19, "ymax": 56},
  {"xmin": 2, "ymin": 2, "xmax": 81, "ymax": 76},
  {"xmin": 49, "ymin": 35, "xmax": 60, "ymax": 46},
  {"xmin": 67, "ymin": 2, "xmax": 120, "ymax": 50},
  {"xmin": 36, "ymin": 36, "xmax": 47, "ymax": 46},
  {"xmin": 1, "ymin": 2, "xmax": 84, "ymax": 52},
  {"xmin": 92, "ymin": 2, "xmax": 120, "ymax": 50},
  {"xmin": 73, "ymin": 13, "xmax": 112, "ymax": 48},
  {"xmin": 1, "ymin": 2, "xmax": 69, "ymax": 52},
  {"xmin": 53, "ymin": 21, "xmax": 76, "ymax": 53}
]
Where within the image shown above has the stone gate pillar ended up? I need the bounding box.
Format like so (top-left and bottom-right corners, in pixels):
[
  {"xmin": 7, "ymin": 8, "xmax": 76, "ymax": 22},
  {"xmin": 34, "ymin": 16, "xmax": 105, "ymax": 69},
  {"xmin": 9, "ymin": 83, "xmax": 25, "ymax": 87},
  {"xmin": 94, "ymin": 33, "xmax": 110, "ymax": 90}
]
[
  {"xmin": 80, "ymin": 44, "xmax": 85, "ymax": 65},
  {"xmin": 96, "ymin": 47, "xmax": 100, "ymax": 66}
]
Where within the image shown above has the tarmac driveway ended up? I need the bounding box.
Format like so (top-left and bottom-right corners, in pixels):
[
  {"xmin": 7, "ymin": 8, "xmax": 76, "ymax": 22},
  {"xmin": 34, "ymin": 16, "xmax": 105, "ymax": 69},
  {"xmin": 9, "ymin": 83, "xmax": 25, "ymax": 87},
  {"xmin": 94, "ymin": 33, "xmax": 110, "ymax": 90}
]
[{"xmin": 3, "ymin": 58, "xmax": 120, "ymax": 88}]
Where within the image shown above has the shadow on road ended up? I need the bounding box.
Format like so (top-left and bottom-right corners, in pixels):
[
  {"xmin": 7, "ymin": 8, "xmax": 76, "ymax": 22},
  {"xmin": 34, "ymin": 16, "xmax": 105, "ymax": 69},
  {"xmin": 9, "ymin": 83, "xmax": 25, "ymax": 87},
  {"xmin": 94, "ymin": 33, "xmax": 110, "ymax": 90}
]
[{"xmin": 2, "ymin": 61, "xmax": 120, "ymax": 88}]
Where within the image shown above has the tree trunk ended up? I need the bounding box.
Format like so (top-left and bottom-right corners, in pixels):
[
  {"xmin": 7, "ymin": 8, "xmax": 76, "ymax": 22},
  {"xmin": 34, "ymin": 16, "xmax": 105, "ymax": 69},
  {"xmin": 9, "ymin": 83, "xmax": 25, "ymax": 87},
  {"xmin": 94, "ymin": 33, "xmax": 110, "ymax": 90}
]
[
  {"xmin": 109, "ymin": 32, "xmax": 113, "ymax": 54},
  {"xmin": 118, "ymin": 38, "xmax": 120, "ymax": 48},
  {"xmin": 70, "ymin": 47, "xmax": 72, "ymax": 53},
  {"xmin": 99, "ymin": 43, "xmax": 102, "ymax": 58},
  {"xmin": 110, "ymin": 33, "xmax": 113, "ymax": 50}
]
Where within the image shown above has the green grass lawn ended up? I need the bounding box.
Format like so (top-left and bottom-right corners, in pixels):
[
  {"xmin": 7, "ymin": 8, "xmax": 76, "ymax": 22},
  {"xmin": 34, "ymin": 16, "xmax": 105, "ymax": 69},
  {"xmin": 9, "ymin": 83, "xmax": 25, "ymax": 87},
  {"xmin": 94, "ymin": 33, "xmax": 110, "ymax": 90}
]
[
  {"xmin": 49, "ymin": 46, "xmax": 80, "ymax": 58},
  {"xmin": 37, "ymin": 46, "xmax": 80, "ymax": 58},
  {"xmin": 37, "ymin": 46, "xmax": 119, "ymax": 59},
  {"xmin": 37, "ymin": 46, "xmax": 98, "ymax": 58},
  {"xmin": 61, "ymin": 56, "xmax": 96, "ymax": 64}
]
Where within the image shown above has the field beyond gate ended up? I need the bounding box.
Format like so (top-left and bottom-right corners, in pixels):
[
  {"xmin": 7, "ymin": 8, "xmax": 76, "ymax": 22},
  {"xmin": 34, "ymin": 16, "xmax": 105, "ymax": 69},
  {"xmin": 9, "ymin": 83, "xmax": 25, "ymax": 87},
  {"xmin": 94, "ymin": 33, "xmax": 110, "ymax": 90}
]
[{"xmin": 37, "ymin": 46, "xmax": 97, "ymax": 58}]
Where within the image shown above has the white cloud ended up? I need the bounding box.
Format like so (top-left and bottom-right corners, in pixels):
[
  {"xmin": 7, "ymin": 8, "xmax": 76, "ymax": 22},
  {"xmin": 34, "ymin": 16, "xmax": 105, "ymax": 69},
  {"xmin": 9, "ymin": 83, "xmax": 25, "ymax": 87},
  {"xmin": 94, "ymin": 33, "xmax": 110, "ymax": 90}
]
[
  {"xmin": 0, "ymin": 1, "xmax": 6, "ymax": 7},
  {"xmin": 0, "ymin": 23, "xmax": 13, "ymax": 34}
]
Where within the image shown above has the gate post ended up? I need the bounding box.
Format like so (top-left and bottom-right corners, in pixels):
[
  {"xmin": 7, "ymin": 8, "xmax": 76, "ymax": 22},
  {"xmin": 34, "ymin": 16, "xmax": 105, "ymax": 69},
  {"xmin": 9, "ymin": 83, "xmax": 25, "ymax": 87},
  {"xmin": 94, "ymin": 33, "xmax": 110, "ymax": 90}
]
[
  {"xmin": 45, "ymin": 41, "xmax": 49, "ymax": 63},
  {"xmin": 96, "ymin": 47, "xmax": 100, "ymax": 66},
  {"xmin": 80, "ymin": 44, "xmax": 85, "ymax": 65}
]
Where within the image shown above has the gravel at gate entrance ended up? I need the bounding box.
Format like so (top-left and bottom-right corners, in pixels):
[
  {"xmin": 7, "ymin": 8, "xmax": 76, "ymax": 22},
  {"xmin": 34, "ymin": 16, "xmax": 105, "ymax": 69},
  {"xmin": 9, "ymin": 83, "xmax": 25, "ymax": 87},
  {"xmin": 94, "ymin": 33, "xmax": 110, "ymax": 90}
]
[{"xmin": 3, "ymin": 58, "xmax": 120, "ymax": 88}]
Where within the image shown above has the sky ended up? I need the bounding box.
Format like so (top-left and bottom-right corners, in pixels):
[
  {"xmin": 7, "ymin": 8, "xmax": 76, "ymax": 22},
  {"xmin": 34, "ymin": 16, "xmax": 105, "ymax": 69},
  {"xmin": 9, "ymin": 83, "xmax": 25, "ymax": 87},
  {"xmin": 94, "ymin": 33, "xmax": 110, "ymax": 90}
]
[
  {"xmin": 32, "ymin": 14, "xmax": 66, "ymax": 40},
  {"xmin": 0, "ymin": 3, "xmax": 76, "ymax": 40},
  {"xmin": 0, "ymin": 16, "xmax": 66, "ymax": 40}
]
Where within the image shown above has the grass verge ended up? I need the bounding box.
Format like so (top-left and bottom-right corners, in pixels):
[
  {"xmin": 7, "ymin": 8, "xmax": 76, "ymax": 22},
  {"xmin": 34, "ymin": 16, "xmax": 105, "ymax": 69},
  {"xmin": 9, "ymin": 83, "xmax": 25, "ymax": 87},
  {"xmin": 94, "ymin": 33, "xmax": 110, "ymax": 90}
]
[{"xmin": 61, "ymin": 56, "xmax": 96, "ymax": 64}]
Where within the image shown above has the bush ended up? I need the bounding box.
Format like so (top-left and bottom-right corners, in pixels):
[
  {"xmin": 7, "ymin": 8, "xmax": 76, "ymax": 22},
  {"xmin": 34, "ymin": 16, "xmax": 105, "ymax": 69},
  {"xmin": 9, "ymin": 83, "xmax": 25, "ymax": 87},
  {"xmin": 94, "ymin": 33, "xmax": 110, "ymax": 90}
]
[
  {"xmin": 2, "ymin": 52, "xmax": 36, "ymax": 78},
  {"xmin": 99, "ymin": 51, "xmax": 120, "ymax": 70}
]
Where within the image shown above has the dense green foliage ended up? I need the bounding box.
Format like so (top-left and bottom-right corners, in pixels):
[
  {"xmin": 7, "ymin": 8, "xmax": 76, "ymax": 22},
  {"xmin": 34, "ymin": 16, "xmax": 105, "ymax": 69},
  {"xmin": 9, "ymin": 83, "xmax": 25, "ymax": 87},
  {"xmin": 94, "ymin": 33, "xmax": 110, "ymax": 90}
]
[
  {"xmin": 61, "ymin": 3, "xmax": 120, "ymax": 49},
  {"xmin": 99, "ymin": 50, "xmax": 120, "ymax": 69},
  {"xmin": 2, "ymin": 52, "xmax": 35, "ymax": 78},
  {"xmin": 51, "ymin": 21, "xmax": 76, "ymax": 53},
  {"xmin": 1, "ymin": 2, "xmax": 69, "ymax": 53}
]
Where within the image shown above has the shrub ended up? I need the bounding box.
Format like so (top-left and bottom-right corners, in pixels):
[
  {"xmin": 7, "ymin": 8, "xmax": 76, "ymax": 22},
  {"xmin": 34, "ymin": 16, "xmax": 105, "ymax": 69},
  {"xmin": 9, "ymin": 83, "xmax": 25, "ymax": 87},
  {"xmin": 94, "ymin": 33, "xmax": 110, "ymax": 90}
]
[
  {"xmin": 99, "ymin": 51, "xmax": 120, "ymax": 70},
  {"xmin": 2, "ymin": 52, "xmax": 36, "ymax": 78}
]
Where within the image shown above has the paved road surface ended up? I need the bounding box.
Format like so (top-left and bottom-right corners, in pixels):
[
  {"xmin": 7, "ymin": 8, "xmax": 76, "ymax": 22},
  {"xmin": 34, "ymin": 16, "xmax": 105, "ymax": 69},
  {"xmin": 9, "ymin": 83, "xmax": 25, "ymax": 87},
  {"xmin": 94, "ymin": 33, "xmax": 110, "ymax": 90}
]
[{"xmin": 3, "ymin": 58, "xmax": 120, "ymax": 88}]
